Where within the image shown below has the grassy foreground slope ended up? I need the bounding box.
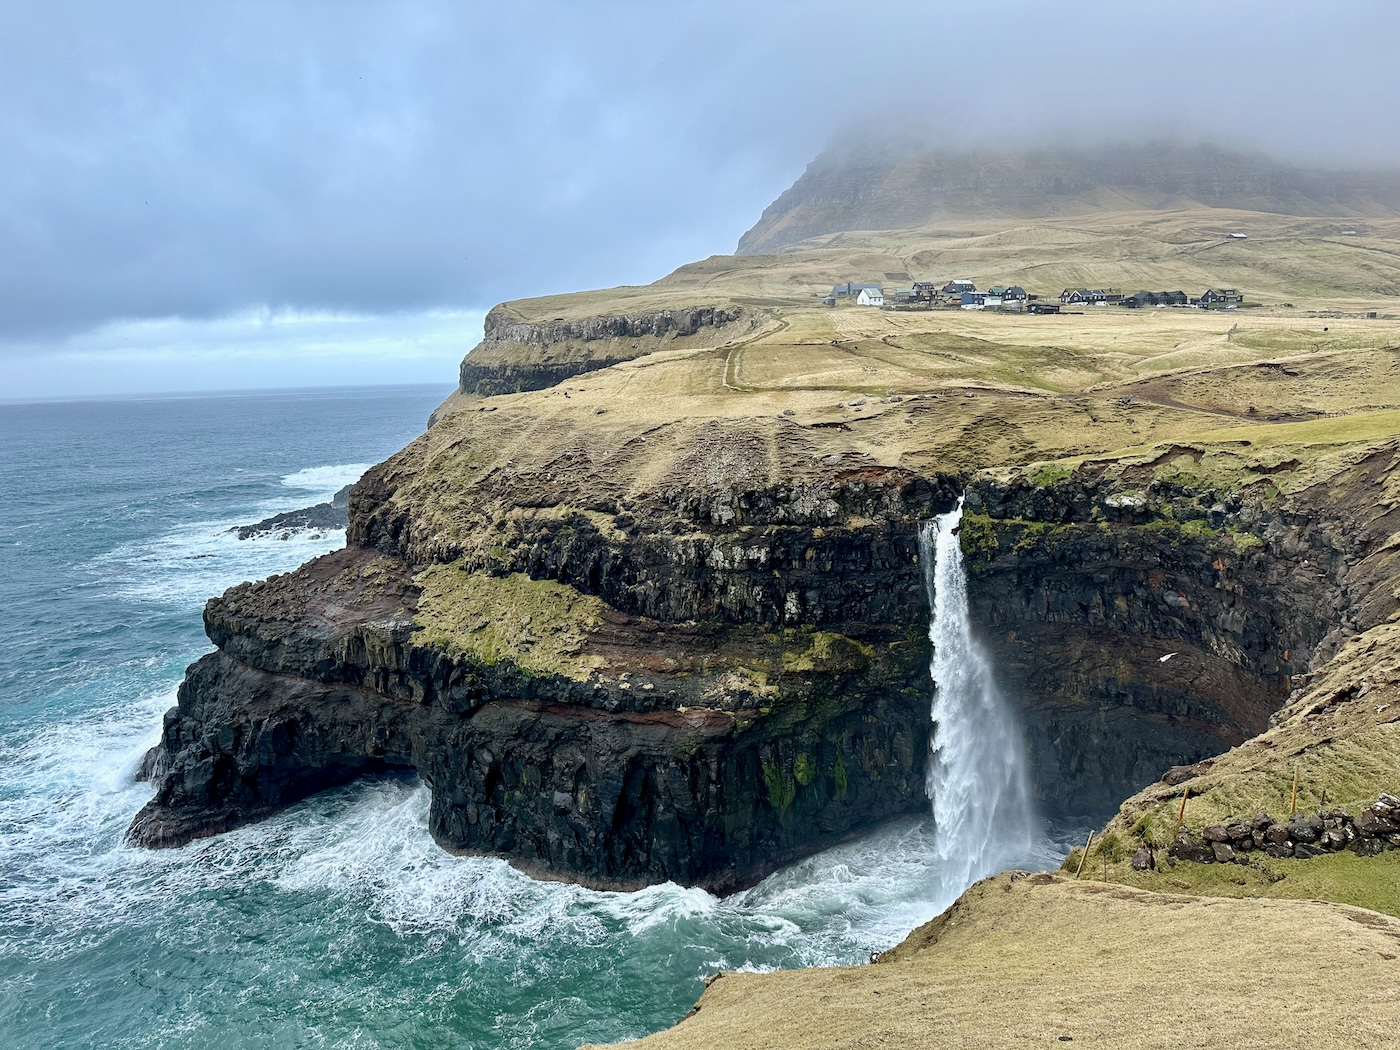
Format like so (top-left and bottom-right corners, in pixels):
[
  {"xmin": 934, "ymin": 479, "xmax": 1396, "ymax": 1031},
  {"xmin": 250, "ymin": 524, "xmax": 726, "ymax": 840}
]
[{"xmin": 584, "ymin": 872, "xmax": 1400, "ymax": 1050}]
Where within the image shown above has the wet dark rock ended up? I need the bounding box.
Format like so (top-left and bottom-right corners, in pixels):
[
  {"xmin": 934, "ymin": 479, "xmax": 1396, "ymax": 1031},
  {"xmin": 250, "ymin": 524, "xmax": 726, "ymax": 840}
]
[
  {"xmin": 1211, "ymin": 842, "xmax": 1237, "ymax": 864},
  {"xmin": 1131, "ymin": 847, "xmax": 1155, "ymax": 871},
  {"xmin": 1353, "ymin": 836, "xmax": 1387, "ymax": 858},
  {"xmin": 958, "ymin": 462, "xmax": 1363, "ymax": 818},
  {"xmin": 234, "ymin": 484, "xmax": 353, "ymax": 540},
  {"xmin": 1355, "ymin": 811, "xmax": 1396, "ymax": 836},
  {"xmin": 1169, "ymin": 833, "xmax": 1215, "ymax": 864},
  {"xmin": 127, "ymin": 545, "xmax": 934, "ymax": 892},
  {"xmin": 132, "ymin": 418, "xmax": 1400, "ymax": 891},
  {"xmin": 1288, "ymin": 819, "xmax": 1320, "ymax": 844},
  {"xmin": 1226, "ymin": 822, "xmax": 1253, "ymax": 842},
  {"xmin": 1161, "ymin": 763, "xmax": 1211, "ymax": 786},
  {"xmin": 1164, "ymin": 795, "xmax": 1400, "ymax": 867}
]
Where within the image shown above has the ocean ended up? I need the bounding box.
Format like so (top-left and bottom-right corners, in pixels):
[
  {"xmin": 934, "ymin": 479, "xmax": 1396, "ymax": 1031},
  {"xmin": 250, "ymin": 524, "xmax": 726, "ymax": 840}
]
[{"xmin": 0, "ymin": 386, "xmax": 1066, "ymax": 1049}]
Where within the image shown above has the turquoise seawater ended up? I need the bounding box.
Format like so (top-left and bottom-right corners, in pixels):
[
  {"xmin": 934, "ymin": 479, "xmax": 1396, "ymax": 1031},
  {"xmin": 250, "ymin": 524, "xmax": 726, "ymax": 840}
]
[{"xmin": 0, "ymin": 387, "xmax": 1067, "ymax": 1049}]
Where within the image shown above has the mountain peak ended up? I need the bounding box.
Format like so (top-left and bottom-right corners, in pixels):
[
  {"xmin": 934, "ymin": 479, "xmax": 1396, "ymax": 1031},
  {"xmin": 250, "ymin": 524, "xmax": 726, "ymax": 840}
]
[{"xmin": 737, "ymin": 141, "xmax": 1400, "ymax": 254}]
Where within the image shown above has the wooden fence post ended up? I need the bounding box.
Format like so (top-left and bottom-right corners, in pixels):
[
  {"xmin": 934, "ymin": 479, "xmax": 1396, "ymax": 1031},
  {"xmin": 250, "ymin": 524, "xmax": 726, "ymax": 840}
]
[{"xmin": 1074, "ymin": 831, "xmax": 1094, "ymax": 879}]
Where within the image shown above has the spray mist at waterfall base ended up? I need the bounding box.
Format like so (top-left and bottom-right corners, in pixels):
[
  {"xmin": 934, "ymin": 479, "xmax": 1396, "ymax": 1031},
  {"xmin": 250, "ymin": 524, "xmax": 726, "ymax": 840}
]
[{"xmin": 921, "ymin": 501, "xmax": 1044, "ymax": 897}]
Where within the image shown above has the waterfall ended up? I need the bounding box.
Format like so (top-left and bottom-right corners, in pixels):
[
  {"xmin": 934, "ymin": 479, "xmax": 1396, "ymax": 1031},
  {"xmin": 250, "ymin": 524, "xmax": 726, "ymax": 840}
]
[{"xmin": 920, "ymin": 500, "xmax": 1038, "ymax": 895}]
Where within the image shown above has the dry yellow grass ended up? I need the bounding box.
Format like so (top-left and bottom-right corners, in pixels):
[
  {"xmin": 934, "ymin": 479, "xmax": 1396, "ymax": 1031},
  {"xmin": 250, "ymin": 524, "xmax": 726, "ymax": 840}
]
[
  {"xmin": 1082, "ymin": 616, "xmax": 1400, "ymax": 913},
  {"xmin": 588, "ymin": 872, "xmax": 1400, "ymax": 1050}
]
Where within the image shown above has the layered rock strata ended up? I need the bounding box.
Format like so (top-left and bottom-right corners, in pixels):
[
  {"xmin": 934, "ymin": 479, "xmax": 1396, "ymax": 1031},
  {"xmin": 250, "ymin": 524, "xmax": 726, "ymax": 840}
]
[
  {"xmin": 130, "ymin": 258, "xmax": 1400, "ymax": 893},
  {"xmin": 960, "ymin": 442, "xmax": 1400, "ymax": 818},
  {"xmin": 131, "ymin": 467, "xmax": 956, "ymax": 892}
]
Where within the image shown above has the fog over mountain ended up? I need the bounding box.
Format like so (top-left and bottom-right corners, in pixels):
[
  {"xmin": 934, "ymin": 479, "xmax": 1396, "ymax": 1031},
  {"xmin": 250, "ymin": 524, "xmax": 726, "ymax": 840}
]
[
  {"xmin": 739, "ymin": 142, "xmax": 1400, "ymax": 255},
  {"xmin": 5, "ymin": 1, "xmax": 1400, "ymax": 396}
]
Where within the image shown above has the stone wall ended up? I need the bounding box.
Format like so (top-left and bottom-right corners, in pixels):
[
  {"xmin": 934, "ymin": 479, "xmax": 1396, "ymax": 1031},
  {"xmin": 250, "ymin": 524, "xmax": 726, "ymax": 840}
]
[{"xmin": 1150, "ymin": 793, "xmax": 1400, "ymax": 868}]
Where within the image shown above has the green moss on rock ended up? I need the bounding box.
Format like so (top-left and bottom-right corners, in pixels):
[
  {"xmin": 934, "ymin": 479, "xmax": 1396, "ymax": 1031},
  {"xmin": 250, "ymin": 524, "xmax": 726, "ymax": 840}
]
[{"xmin": 412, "ymin": 564, "xmax": 606, "ymax": 679}]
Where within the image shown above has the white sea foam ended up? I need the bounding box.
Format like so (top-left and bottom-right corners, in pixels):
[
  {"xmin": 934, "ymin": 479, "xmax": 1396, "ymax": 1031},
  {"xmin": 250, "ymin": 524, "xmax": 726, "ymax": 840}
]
[
  {"xmin": 280, "ymin": 462, "xmax": 372, "ymax": 501},
  {"xmin": 95, "ymin": 518, "xmax": 347, "ymax": 607},
  {"xmin": 89, "ymin": 463, "xmax": 371, "ymax": 606}
]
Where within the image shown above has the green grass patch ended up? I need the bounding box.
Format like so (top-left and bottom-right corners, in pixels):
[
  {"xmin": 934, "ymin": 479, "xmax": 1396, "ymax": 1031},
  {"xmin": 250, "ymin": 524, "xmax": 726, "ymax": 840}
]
[
  {"xmin": 763, "ymin": 761, "xmax": 797, "ymax": 813},
  {"xmin": 1117, "ymin": 850, "xmax": 1400, "ymax": 920},
  {"xmin": 833, "ymin": 755, "xmax": 848, "ymax": 799},
  {"xmin": 412, "ymin": 564, "xmax": 606, "ymax": 679},
  {"xmin": 1028, "ymin": 462, "xmax": 1074, "ymax": 487},
  {"xmin": 780, "ymin": 631, "xmax": 874, "ymax": 673}
]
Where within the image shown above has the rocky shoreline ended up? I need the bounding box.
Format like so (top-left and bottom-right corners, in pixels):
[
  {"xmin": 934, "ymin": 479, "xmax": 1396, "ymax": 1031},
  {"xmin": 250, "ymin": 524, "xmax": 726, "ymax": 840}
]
[
  {"xmin": 231, "ymin": 483, "xmax": 353, "ymax": 540},
  {"xmin": 127, "ymin": 257, "xmax": 1400, "ymax": 900}
]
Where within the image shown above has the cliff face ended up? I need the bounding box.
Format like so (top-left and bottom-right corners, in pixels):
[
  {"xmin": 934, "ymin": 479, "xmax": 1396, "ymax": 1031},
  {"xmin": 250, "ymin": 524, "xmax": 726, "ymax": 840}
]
[
  {"xmin": 132, "ymin": 413, "xmax": 1396, "ymax": 881},
  {"xmin": 131, "ymin": 461, "xmax": 958, "ymax": 891},
  {"xmin": 959, "ymin": 446, "xmax": 1400, "ymax": 816},
  {"xmin": 457, "ymin": 304, "xmax": 754, "ymax": 396},
  {"xmin": 738, "ymin": 142, "xmax": 1400, "ymax": 253}
]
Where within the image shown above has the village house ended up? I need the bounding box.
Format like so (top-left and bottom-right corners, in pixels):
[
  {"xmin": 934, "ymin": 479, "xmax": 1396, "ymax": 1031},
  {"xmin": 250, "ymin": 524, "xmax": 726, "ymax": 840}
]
[
  {"xmin": 823, "ymin": 281, "xmax": 884, "ymax": 306},
  {"xmin": 960, "ymin": 291, "xmax": 987, "ymax": 309},
  {"xmin": 983, "ymin": 285, "xmax": 1027, "ymax": 310},
  {"xmin": 943, "ymin": 279, "xmax": 976, "ymax": 296},
  {"xmin": 1122, "ymin": 290, "xmax": 1189, "ymax": 308},
  {"xmin": 856, "ymin": 286, "xmax": 885, "ymax": 307},
  {"xmin": 827, "ymin": 282, "xmax": 883, "ymax": 298},
  {"xmin": 1195, "ymin": 288, "xmax": 1244, "ymax": 307},
  {"xmin": 1060, "ymin": 288, "xmax": 1123, "ymax": 306},
  {"xmin": 1027, "ymin": 301, "xmax": 1062, "ymax": 314}
]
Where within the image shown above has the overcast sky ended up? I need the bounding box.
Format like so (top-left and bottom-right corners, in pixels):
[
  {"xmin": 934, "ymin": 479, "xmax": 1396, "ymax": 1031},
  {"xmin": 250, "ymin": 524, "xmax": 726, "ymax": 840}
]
[{"xmin": 5, "ymin": 0, "xmax": 1400, "ymax": 399}]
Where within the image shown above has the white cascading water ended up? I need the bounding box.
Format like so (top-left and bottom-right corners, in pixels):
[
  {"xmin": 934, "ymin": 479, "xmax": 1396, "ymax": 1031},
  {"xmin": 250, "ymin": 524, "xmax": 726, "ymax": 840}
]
[{"xmin": 920, "ymin": 499, "xmax": 1038, "ymax": 895}]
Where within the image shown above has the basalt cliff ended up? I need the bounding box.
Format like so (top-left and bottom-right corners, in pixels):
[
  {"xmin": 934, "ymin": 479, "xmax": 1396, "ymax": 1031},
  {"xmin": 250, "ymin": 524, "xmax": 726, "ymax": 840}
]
[{"xmin": 132, "ymin": 143, "xmax": 1400, "ymax": 1045}]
